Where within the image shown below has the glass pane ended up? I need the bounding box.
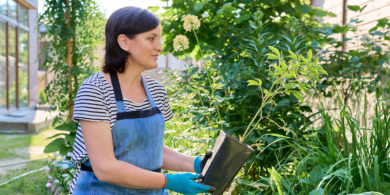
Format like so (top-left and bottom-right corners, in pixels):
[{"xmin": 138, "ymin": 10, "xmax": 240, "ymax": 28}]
[
  {"xmin": 18, "ymin": 5, "xmax": 28, "ymax": 27},
  {"xmin": 8, "ymin": 0, "xmax": 16, "ymax": 20},
  {"xmin": 8, "ymin": 26, "xmax": 15, "ymax": 107},
  {"xmin": 0, "ymin": 22, "xmax": 5, "ymax": 109},
  {"xmin": 18, "ymin": 29, "xmax": 28, "ymax": 107},
  {"xmin": 0, "ymin": 0, "xmax": 7, "ymax": 16}
]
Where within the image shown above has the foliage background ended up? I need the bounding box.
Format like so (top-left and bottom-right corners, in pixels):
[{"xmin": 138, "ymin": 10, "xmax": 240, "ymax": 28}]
[{"xmin": 157, "ymin": 0, "xmax": 336, "ymax": 189}]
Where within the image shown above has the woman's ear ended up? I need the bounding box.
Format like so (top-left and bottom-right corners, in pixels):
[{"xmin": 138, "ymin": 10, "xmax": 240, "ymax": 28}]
[{"xmin": 117, "ymin": 34, "xmax": 131, "ymax": 53}]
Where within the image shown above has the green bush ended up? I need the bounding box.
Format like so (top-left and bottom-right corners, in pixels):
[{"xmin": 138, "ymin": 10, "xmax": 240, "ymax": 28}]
[
  {"xmin": 160, "ymin": 1, "xmax": 334, "ymax": 191},
  {"xmin": 317, "ymin": 5, "xmax": 390, "ymax": 104},
  {"xmin": 261, "ymin": 68, "xmax": 390, "ymax": 194}
]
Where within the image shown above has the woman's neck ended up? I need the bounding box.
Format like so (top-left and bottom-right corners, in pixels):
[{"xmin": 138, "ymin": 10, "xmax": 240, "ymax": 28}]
[{"xmin": 117, "ymin": 64, "xmax": 146, "ymax": 91}]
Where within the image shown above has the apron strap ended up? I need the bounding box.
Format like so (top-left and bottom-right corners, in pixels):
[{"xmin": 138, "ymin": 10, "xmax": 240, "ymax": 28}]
[
  {"xmin": 110, "ymin": 71, "xmax": 158, "ymax": 112},
  {"xmin": 109, "ymin": 71, "xmax": 126, "ymax": 113},
  {"xmin": 141, "ymin": 74, "xmax": 157, "ymax": 108},
  {"xmin": 109, "ymin": 71, "xmax": 123, "ymax": 102}
]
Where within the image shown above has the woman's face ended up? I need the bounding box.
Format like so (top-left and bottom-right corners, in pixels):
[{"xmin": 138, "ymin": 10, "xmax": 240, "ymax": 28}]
[{"xmin": 118, "ymin": 25, "xmax": 163, "ymax": 70}]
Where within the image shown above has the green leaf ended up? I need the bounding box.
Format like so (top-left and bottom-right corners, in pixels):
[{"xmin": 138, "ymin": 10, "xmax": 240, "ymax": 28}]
[
  {"xmin": 46, "ymin": 133, "xmax": 69, "ymax": 140},
  {"xmin": 328, "ymin": 12, "xmax": 336, "ymax": 17},
  {"xmin": 277, "ymin": 99, "xmax": 290, "ymax": 107},
  {"xmin": 264, "ymin": 89, "xmax": 269, "ymax": 96},
  {"xmin": 348, "ymin": 5, "xmax": 361, "ymax": 12},
  {"xmin": 298, "ymin": 5, "xmax": 312, "ymax": 14},
  {"xmin": 54, "ymin": 122, "xmax": 78, "ymax": 132},
  {"xmin": 44, "ymin": 138, "xmax": 67, "ymax": 153},
  {"xmin": 216, "ymin": 8, "xmax": 224, "ymax": 15},
  {"xmin": 377, "ymin": 57, "xmax": 389, "ymax": 66},
  {"xmin": 269, "ymin": 46, "xmax": 280, "ymax": 57},
  {"xmin": 239, "ymin": 14, "xmax": 251, "ymax": 22},
  {"xmin": 281, "ymin": 61, "xmax": 287, "ymax": 70},
  {"xmin": 148, "ymin": 6, "xmax": 160, "ymax": 13},
  {"xmin": 308, "ymin": 75, "xmax": 320, "ymax": 82},
  {"xmin": 288, "ymin": 51, "xmax": 297, "ymax": 60},
  {"xmin": 255, "ymin": 78, "xmax": 262, "ymax": 87},
  {"xmin": 349, "ymin": 56, "xmax": 359, "ymax": 63},
  {"xmin": 314, "ymin": 9, "xmax": 327, "ymax": 17},
  {"xmin": 378, "ymin": 18, "xmax": 390, "ymax": 28},
  {"xmin": 266, "ymin": 54, "xmax": 278, "ymax": 59},
  {"xmin": 65, "ymin": 133, "xmax": 76, "ymax": 148},
  {"xmin": 309, "ymin": 166, "xmax": 324, "ymax": 183},
  {"xmin": 274, "ymin": 65, "xmax": 284, "ymax": 74},
  {"xmin": 291, "ymin": 91, "xmax": 303, "ymax": 101},
  {"xmin": 309, "ymin": 187, "xmax": 324, "ymax": 195},
  {"xmin": 247, "ymin": 80, "xmax": 260, "ymax": 86},
  {"xmin": 300, "ymin": 178, "xmax": 314, "ymax": 185}
]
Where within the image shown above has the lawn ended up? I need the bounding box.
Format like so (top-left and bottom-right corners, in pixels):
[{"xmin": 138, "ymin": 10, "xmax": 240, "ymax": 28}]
[{"xmin": 0, "ymin": 124, "xmax": 61, "ymax": 194}]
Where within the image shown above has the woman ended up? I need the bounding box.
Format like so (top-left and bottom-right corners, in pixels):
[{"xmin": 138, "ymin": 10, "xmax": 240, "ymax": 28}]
[{"xmin": 69, "ymin": 6, "xmax": 213, "ymax": 195}]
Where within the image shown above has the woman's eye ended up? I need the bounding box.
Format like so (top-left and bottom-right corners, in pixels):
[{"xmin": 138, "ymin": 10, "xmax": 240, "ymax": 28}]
[{"xmin": 149, "ymin": 38, "xmax": 154, "ymax": 41}]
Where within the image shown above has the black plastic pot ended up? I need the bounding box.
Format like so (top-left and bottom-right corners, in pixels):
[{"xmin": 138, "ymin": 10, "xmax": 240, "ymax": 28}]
[{"xmin": 200, "ymin": 130, "xmax": 254, "ymax": 195}]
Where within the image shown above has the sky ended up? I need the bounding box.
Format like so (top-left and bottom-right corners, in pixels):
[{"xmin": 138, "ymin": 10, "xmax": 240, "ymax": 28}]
[{"xmin": 37, "ymin": 0, "xmax": 172, "ymax": 18}]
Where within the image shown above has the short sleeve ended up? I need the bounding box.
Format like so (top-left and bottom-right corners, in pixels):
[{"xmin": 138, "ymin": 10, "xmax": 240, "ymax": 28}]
[
  {"xmin": 163, "ymin": 89, "xmax": 174, "ymax": 122},
  {"xmin": 72, "ymin": 83, "xmax": 110, "ymax": 123}
]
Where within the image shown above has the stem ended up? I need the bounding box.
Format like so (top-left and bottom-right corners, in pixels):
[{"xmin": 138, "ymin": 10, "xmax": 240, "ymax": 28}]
[
  {"xmin": 193, "ymin": 30, "xmax": 225, "ymax": 131},
  {"xmin": 184, "ymin": 55, "xmax": 214, "ymax": 142},
  {"xmin": 65, "ymin": 0, "xmax": 73, "ymax": 122},
  {"xmin": 242, "ymin": 90, "xmax": 282, "ymax": 141},
  {"xmin": 241, "ymin": 73, "xmax": 280, "ymax": 141}
]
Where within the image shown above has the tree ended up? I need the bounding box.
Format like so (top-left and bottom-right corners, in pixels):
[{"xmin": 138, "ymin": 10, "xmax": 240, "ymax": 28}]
[{"xmin": 39, "ymin": 0, "xmax": 105, "ymax": 155}]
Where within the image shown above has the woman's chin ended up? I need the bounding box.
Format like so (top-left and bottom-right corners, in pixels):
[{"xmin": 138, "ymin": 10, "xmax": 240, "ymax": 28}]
[{"xmin": 145, "ymin": 63, "xmax": 159, "ymax": 70}]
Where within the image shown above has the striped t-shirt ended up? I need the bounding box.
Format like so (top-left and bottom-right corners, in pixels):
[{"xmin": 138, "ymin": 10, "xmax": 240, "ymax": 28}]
[{"xmin": 69, "ymin": 71, "xmax": 174, "ymax": 193}]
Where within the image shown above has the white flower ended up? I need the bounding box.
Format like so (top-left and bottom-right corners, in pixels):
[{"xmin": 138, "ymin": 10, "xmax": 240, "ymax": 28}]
[
  {"xmin": 202, "ymin": 11, "xmax": 209, "ymax": 18},
  {"xmin": 183, "ymin": 15, "xmax": 201, "ymax": 32},
  {"xmin": 62, "ymin": 174, "xmax": 69, "ymax": 178},
  {"xmin": 55, "ymin": 179, "xmax": 59, "ymax": 183},
  {"xmin": 55, "ymin": 159, "xmax": 60, "ymax": 163},
  {"xmin": 62, "ymin": 156, "xmax": 66, "ymax": 160},
  {"xmin": 45, "ymin": 166, "xmax": 51, "ymax": 171},
  {"xmin": 53, "ymin": 152, "xmax": 58, "ymax": 157},
  {"xmin": 173, "ymin": 35, "xmax": 189, "ymax": 52},
  {"xmin": 67, "ymin": 152, "xmax": 73, "ymax": 157},
  {"xmin": 62, "ymin": 164, "xmax": 69, "ymax": 169},
  {"xmin": 48, "ymin": 176, "xmax": 53, "ymax": 179},
  {"xmin": 46, "ymin": 182, "xmax": 51, "ymax": 187}
]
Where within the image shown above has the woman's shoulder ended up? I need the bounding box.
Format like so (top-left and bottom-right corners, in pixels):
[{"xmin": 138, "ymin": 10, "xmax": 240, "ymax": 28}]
[
  {"xmin": 81, "ymin": 71, "xmax": 106, "ymax": 86},
  {"xmin": 77, "ymin": 71, "xmax": 110, "ymax": 94}
]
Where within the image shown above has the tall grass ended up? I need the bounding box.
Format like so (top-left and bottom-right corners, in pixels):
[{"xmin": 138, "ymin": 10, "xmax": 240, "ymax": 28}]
[{"xmin": 259, "ymin": 67, "xmax": 390, "ymax": 195}]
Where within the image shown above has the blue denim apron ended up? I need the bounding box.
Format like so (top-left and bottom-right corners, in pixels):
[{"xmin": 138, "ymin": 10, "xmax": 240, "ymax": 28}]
[{"xmin": 73, "ymin": 71, "xmax": 169, "ymax": 195}]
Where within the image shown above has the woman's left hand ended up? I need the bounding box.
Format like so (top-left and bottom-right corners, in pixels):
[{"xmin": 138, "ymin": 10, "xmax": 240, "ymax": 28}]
[{"xmin": 194, "ymin": 150, "xmax": 213, "ymax": 174}]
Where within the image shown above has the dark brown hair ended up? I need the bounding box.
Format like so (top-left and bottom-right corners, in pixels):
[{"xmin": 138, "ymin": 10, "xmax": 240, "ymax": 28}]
[{"xmin": 102, "ymin": 6, "xmax": 161, "ymax": 73}]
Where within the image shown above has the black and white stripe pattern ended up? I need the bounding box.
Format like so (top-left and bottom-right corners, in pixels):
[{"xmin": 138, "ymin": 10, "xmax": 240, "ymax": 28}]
[{"xmin": 69, "ymin": 71, "xmax": 174, "ymax": 194}]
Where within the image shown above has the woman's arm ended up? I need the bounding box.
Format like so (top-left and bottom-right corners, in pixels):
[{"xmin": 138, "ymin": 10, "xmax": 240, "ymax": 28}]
[
  {"xmin": 81, "ymin": 120, "xmax": 165, "ymax": 189},
  {"xmin": 162, "ymin": 145, "xmax": 196, "ymax": 172}
]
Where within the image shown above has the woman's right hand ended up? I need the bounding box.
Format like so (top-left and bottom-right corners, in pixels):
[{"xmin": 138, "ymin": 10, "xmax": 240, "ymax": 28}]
[{"xmin": 163, "ymin": 173, "xmax": 212, "ymax": 194}]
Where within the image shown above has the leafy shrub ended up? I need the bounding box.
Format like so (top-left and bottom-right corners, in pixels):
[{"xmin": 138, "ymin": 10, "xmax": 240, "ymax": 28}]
[
  {"xmin": 160, "ymin": 1, "xmax": 334, "ymax": 191},
  {"xmin": 260, "ymin": 67, "xmax": 390, "ymax": 195}
]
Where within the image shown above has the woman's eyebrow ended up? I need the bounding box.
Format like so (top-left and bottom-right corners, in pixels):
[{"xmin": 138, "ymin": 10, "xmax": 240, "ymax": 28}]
[{"xmin": 150, "ymin": 33, "xmax": 161, "ymax": 38}]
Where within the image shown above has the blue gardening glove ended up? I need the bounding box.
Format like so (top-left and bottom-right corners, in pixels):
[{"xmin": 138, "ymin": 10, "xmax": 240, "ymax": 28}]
[
  {"xmin": 164, "ymin": 173, "xmax": 211, "ymax": 194},
  {"xmin": 194, "ymin": 151, "xmax": 213, "ymax": 174}
]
